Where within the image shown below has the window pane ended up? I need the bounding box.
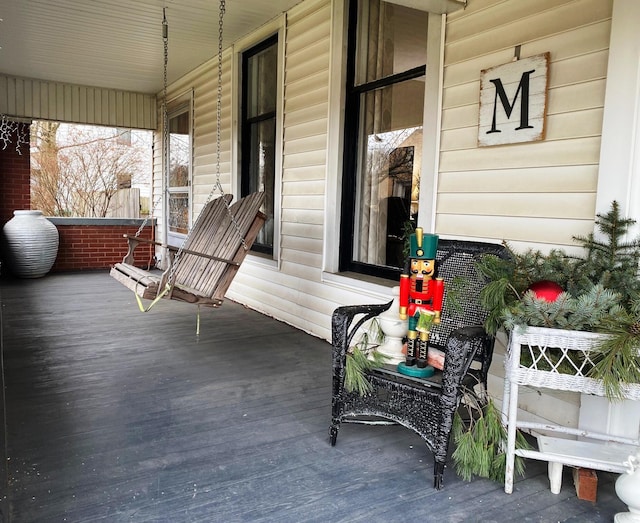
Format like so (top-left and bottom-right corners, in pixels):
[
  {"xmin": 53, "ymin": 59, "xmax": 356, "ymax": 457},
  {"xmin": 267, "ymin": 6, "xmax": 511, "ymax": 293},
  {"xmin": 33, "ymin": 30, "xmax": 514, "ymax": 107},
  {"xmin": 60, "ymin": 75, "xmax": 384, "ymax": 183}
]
[
  {"xmin": 248, "ymin": 119, "xmax": 275, "ymax": 248},
  {"xmin": 169, "ymin": 111, "xmax": 190, "ymax": 188},
  {"xmin": 242, "ymin": 35, "xmax": 278, "ymax": 254},
  {"xmin": 356, "ymin": 0, "xmax": 429, "ymax": 85},
  {"xmin": 246, "ymin": 45, "xmax": 278, "ymax": 119},
  {"xmin": 353, "ymin": 79, "xmax": 424, "ymax": 268},
  {"xmin": 168, "ymin": 192, "xmax": 189, "ymax": 234}
]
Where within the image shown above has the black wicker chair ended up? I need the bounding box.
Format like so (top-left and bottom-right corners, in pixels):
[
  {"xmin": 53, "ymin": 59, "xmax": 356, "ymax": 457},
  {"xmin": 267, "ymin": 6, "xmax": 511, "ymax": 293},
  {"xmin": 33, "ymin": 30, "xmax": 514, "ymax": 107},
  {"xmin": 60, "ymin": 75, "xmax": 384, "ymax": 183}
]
[{"xmin": 329, "ymin": 239, "xmax": 509, "ymax": 489}]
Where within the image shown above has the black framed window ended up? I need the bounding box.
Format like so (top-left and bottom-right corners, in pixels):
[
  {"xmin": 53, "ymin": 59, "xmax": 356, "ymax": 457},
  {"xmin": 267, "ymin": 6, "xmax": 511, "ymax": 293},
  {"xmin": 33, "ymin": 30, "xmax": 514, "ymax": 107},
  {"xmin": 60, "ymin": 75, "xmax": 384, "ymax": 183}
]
[
  {"xmin": 340, "ymin": 0, "xmax": 428, "ymax": 279},
  {"xmin": 241, "ymin": 35, "xmax": 278, "ymax": 255}
]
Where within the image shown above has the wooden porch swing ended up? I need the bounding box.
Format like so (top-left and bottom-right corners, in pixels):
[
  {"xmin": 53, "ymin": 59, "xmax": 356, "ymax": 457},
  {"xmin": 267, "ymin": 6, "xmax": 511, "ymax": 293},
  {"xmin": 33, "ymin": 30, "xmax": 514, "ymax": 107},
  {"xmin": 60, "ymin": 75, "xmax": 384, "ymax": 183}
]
[
  {"xmin": 109, "ymin": 191, "xmax": 265, "ymax": 309},
  {"xmin": 110, "ymin": 0, "xmax": 266, "ymax": 311}
]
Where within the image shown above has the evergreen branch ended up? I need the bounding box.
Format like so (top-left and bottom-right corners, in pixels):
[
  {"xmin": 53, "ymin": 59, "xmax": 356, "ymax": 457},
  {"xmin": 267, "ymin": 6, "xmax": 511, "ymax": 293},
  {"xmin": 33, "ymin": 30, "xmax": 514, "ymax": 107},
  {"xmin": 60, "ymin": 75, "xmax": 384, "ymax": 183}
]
[
  {"xmin": 452, "ymin": 383, "xmax": 530, "ymax": 483},
  {"xmin": 344, "ymin": 319, "xmax": 389, "ymax": 396},
  {"xmin": 589, "ymin": 314, "xmax": 640, "ymax": 400},
  {"xmin": 474, "ymin": 201, "xmax": 640, "ymax": 401}
]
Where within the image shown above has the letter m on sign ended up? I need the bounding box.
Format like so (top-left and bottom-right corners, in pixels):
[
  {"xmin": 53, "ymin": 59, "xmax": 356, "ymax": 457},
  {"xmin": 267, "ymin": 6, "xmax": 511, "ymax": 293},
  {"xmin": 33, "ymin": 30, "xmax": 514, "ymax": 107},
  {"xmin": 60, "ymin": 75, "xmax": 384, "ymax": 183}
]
[{"xmin": 478, "ymin": 53, "xmax": 549, "ymax": 147}]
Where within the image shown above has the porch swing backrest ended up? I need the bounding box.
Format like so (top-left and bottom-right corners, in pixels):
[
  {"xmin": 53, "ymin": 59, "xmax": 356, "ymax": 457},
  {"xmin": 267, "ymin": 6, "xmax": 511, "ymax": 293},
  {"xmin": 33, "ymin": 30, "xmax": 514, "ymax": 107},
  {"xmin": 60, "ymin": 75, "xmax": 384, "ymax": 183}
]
[{"xmin": 172, "ymin": 191, "xmax": 265, "ymax": 300}]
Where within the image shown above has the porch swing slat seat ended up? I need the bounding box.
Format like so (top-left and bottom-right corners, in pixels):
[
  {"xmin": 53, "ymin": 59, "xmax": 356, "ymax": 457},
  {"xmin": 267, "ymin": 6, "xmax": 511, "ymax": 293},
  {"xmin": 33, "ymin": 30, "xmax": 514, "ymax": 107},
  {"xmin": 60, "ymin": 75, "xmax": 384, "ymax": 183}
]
[{"xmin": 109, "ymin": 192, "xmax": 266, "ymax": 308}]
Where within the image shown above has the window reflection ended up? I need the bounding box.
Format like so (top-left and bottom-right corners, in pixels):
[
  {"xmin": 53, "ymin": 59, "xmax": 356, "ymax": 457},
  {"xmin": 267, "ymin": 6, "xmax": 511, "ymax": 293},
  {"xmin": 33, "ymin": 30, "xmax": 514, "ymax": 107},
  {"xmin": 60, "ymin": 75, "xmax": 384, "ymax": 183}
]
[
  {"xmin": 169, "ymin": 112, "xmax": 190, "ymax": 188},
  {"xmin": 341, "ymin": 0, "xmax": 429, "ymax": 277},
  {"xmin": 354, "ymin": 80, "xmax": 424, "ymax": 268}
]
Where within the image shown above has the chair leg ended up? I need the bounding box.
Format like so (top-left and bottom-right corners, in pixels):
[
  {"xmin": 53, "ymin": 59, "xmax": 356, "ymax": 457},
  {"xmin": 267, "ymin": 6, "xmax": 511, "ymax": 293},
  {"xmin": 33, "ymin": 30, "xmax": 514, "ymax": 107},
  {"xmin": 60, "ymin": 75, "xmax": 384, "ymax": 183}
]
[
  {"xmin": 434, "ymin": 462, "xmax": 445, "ymax": 489},
  {"xmin": 329, "ymin": 422, "xmax": 340, "ymax": 446}
]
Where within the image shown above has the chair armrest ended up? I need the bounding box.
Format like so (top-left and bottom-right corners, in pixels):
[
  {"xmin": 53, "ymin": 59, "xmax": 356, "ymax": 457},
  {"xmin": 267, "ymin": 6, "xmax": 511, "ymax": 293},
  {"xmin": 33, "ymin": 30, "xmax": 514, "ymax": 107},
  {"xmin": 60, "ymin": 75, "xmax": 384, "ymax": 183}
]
[
  {"xmin": 331, "ymin": 301, "xmax": 393, "ymax": 405},
  {"xmin": 438, "ymin": 326, "xmax": 493, "ymax": 441},
  {"xmin": 440, "ymin": 326, "xmax": 492, "ymax": 396},
  {"xmin": 331, "ymin": 301, "xmax": 393, "ymax": 359}
]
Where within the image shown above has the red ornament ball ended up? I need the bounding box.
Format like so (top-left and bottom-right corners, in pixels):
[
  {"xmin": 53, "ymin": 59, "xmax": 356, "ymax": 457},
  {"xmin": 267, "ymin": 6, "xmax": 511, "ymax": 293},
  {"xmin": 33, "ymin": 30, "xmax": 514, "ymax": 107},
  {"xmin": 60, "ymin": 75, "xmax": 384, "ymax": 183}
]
[{"xmin": 528, "ymin": 280, "xmax": 563, "ymax": 302}]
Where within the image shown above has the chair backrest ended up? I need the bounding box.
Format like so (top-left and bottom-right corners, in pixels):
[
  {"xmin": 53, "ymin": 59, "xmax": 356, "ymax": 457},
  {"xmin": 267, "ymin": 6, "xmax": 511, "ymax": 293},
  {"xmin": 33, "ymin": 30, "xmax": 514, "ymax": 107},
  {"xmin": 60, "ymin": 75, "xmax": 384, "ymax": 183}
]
[
  {"xmin": 427, "ymin": 239, "xmax": 508, "ymax": 351},
  {"xmin": 172, "ymin": 192, "xmax": 265, "ymax": 300}
]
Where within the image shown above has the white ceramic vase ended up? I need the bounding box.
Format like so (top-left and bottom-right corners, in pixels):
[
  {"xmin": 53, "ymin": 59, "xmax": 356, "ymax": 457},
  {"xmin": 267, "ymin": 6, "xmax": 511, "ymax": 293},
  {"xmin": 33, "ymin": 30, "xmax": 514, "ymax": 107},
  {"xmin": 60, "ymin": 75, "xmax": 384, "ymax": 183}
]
[{"xmin": 3, "ymin": 210, "xmax": 59, "ymax": 278}]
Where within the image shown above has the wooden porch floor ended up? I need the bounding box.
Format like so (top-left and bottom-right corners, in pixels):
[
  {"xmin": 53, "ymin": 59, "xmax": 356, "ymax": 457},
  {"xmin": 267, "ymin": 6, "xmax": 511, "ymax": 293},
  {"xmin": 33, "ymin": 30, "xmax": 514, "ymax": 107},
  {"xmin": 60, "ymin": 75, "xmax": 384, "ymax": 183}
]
[{"xmin": 0, "ymin": 272, "xmax": 627, "ymax": 522}]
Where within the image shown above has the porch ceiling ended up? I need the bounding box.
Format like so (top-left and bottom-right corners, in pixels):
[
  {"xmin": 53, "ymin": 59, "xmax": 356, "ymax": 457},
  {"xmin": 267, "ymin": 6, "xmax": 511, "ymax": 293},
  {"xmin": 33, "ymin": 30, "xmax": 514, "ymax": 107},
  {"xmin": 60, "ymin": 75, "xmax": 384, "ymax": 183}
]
[{"xmin": 0, "ymin": 0, "xmax": 304, "ymax": 95}]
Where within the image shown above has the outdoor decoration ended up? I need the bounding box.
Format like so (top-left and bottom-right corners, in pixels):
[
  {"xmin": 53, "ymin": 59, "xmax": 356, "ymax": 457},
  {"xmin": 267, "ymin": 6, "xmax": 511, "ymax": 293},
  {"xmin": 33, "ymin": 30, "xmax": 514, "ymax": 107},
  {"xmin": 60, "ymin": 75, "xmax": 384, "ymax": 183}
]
[
  {"xmin": 343, "ymin": 318, "xmax": 387, "ymax": 396},
  {"xmin": 615, "ymin": 450, "xmax": 640, "ymax": 522},
  {"xmin": 2, "ymin": 210, "xmax": 59, "ymax": 278},
  {"xmin": 528, "ymin": 280, "xmax": 563, "ymax": 302},
  {"xmin": 331, "ymin": 239, "xmax": 510, "ymax": 489},
  {"xmin": 478, "ymin": 52, "xmax": 549, "ymax": 147},
  {"xmin": 398, "ymin": 227, "xmax": 443, "ymax": 377},
  {"xmin": 376, "ymin": 286, "xmax": 408, "ymax": 365},
  {"xmin": 452, "ymin": 377, "xmax": 530, "ymax": 483},
  {"xmin": 477, "ymin": 201, "xmax": 640, "ymax": 400},
  {"xmin": 474, "ymin": 201, "xmax": 640, "ymax": 497},
  {"xmin": 0, "ymin": 114, "xmax": 28, "ymax": 155}
]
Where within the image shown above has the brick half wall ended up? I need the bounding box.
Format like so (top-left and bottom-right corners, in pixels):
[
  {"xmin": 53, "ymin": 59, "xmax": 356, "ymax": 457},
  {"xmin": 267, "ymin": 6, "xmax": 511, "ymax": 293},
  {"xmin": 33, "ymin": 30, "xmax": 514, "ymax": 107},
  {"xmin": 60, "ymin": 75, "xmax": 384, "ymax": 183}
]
[{"xmin": 48, "ymin": 218, "xmax": 156, "ymax": 272}]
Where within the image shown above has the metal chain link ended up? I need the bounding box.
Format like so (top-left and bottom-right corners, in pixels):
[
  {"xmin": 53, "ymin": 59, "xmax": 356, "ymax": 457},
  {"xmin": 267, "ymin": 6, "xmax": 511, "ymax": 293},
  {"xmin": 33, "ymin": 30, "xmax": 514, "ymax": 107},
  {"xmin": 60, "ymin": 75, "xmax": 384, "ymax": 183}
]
[
  {"xmin": 214, "ymin": 0, "xmax": 226, "ymax": 201},
  {"xmin": 211, "ymin": 0, "xmax": 249, "ymax": 253},
  {"xmin": 166, "ymin": 0, "xmax": 249, "ymax": 288},
  {"xmin": 133, "ymin": 9, "xmax": 169, "ymax": 239}
]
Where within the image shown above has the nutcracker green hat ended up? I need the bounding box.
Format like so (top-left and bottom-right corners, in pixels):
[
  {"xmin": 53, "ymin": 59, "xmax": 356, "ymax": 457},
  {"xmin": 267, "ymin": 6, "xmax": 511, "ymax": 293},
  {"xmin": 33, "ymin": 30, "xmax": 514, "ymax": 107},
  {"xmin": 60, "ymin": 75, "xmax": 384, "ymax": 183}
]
[{"xmin": 409, "ymin": 228, "xmax": 438, "ymax": 259}]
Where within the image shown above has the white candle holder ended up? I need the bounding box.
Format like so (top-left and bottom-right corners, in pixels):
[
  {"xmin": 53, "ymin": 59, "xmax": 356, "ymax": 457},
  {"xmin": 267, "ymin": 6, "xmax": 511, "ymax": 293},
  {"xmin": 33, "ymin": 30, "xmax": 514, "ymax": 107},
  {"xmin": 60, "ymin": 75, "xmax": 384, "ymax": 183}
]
[
  {"xmin": 615, "ymin": 451, "xmax": 640, "ymax": 522},
  {"xmin": 376, "ymin": 286, "xmax": 408, "ymax": 365}
]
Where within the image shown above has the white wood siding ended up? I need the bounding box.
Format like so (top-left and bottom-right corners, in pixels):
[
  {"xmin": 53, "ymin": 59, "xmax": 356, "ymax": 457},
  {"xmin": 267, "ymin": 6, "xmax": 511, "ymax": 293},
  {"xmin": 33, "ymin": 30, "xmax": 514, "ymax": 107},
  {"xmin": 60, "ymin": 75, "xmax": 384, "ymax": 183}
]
[
  {"xmin": 151, "ymin": 0, "xmax": 342, "ymax": 340},
  {"xmin": 149, "ymin": 0, "xmax": 618, "ymax": 380},
  {"xmin": 0, "ymin": 74, "xmax": 156, "ymax": 129},
  {"xmin": 228, "ymin": 0, "xmax": 335, "ymax": 339},
  {"xmin": 440, "ymin": 0, "xmax": 612, "ymax": 251},
  {"xmin": 442, "ymin": 0, "xmax": 613, "ymax": 426},
  {"xmin": 152, "ymin": 49, "xmax": 234, "ymax": 255}
]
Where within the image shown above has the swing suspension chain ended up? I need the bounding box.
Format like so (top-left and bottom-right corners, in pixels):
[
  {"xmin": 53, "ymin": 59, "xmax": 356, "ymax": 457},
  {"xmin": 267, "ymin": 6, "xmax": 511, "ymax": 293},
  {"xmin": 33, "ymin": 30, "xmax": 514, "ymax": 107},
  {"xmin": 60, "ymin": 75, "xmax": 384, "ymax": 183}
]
[
  {"xmin": 133, "ymin": 192, "xmax": 163, "ymax": 239},
  {"xmin": 166, "ymin": 0, "xmax": 249, "ymax": 288},
  {"xmin": 214, "ymin": 0, "xmax": 225, "ymax": 200},
  {"xmin": 211, "ymin": 0, "xmax": 248, "ymax": 253},
  {"xmin": 133, "ymin": 9, "xmax": 169, "ymax": 240}
]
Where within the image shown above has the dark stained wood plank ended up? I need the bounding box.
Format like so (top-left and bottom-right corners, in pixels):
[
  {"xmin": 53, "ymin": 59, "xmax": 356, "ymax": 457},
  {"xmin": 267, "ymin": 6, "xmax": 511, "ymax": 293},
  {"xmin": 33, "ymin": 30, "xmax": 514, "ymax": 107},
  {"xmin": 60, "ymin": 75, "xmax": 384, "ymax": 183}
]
[
  {"xmin": 0, "ymin": 279, "xmax": 8, "ymax": 523},
  {"xmin": 0, "ymin": 271, "xmax": 629, "ymax": 522}
]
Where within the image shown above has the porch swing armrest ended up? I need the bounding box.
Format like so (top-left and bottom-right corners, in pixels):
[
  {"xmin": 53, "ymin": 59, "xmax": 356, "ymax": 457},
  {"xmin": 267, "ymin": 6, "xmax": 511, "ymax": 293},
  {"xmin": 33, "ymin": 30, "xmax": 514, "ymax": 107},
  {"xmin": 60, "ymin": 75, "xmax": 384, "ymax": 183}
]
[
  {"xmin": 124, "ymin": 235, "xmax": 240, "ymax": 266},
  {"xmin": 120, "ymin": 234, "xmax": 163, "ymax": 265},
  {"xmin": 168, "ymin": 246, "xmax": 241, "ymax": 267},
  {"xmin": 122, "ymin": 235, "xmax": 164, "ymax": 248},
  {"xmin": 119, "ymin": 235, "xmax": 155, "ymax": 265}
]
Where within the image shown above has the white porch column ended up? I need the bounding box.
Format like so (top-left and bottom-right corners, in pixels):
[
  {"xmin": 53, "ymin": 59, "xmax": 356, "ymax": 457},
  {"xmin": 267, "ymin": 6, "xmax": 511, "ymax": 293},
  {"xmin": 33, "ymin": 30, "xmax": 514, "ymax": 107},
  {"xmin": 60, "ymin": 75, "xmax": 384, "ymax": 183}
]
[
  {"xmin": 595, "ymin": 0, "xmax": 640, "ymax": 236},
  {"xmin": 586, "ymin": 0, "xmax": 640, "ymax": 442}
]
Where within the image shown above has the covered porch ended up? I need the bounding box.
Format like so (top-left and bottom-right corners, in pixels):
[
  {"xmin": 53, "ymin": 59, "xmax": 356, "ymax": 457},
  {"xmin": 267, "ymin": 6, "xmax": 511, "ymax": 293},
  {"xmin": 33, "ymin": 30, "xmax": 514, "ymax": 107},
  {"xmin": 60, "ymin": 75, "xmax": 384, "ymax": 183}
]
[{"xmin": 0, "ymin": 271, "xmax": 625, "ymax": 521}]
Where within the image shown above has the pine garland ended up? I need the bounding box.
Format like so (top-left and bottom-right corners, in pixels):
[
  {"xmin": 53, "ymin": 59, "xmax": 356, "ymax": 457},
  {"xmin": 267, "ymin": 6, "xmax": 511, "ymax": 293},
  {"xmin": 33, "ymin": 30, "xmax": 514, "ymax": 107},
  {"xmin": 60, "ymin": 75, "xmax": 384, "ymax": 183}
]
[
  {"xmin": 452, "ymin": 384, "xmax": 530, "ymax": 482},
  {"xmin": 590, "ymin": 305, "xmax": 640, "ymax": 400},
  {"xmin": 344, "ymin": 320, "xmax": 388, "ymax": 396},
  {"xmin": 476, "ymin": 201, "xmax": 640, "ymax": 400},
  {"xmin": 501, "ymin": 284, "xmax": 622, "ymax": 332}
]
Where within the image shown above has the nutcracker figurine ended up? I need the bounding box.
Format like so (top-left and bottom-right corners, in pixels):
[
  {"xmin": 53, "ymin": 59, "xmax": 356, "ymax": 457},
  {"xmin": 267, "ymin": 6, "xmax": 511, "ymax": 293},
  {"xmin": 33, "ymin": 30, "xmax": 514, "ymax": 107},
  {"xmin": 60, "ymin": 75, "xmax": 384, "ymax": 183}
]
[{"xmin": 398, "ymin": 228, "xmax": 444, "ymax": 370}]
